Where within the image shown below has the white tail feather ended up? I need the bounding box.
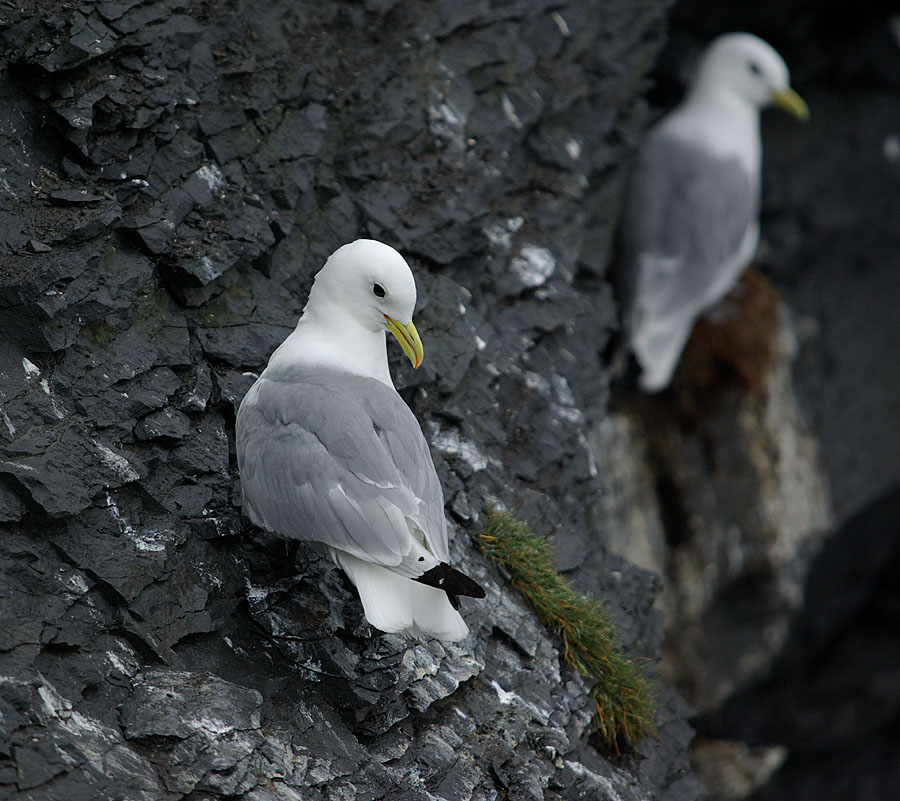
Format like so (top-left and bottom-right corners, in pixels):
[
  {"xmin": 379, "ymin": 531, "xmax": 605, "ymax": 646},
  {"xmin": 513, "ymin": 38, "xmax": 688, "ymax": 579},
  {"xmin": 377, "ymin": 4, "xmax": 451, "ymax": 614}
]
[
  {"xmin": 634, "ymin": 315, "xmax": 694, "ymax": 392},
  {"xmin": 407, "ymin": 581, "xmax": 468, "ymax": 641},
  {"xmin": 331, "ymin": 549, "xmax": 469, "ymax": 641}
]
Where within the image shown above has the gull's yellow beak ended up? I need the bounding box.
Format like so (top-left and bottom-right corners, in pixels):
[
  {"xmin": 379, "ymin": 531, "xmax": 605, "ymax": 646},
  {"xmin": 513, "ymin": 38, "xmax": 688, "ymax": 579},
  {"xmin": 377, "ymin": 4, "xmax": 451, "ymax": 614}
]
[
  {"xmin": 770, "ymin": 87, "xmax": 809, "ymax": 121},
  {"xmin": 384, "ymin": 315, "xmax": 424, "ymax": 369}
]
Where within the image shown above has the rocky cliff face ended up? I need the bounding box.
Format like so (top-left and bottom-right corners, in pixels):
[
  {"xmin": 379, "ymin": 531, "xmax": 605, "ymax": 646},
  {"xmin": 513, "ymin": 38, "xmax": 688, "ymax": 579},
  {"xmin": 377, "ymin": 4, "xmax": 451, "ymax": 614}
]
[
  {"xmin": 0, "ymin": 1, "xmax": 704, "ymax": 800},
  {"xmin": 3, "ymin": 2, "xmax": 897, "ymax": 800}
]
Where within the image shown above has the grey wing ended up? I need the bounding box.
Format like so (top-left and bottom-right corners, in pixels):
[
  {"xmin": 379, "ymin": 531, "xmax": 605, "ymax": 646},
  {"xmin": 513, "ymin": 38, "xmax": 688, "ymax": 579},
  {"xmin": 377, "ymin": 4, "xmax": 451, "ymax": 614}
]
[
  {"xmin": 620, "ymin": 131, "xmax": 757, "ymax": 322},
  {"xmin": 236, "ymin": 376, "xmax": 426, "ymax": 567},
  {"xmin": 360, "ymin": 386, "xmax": 449, "ymax": 562}
]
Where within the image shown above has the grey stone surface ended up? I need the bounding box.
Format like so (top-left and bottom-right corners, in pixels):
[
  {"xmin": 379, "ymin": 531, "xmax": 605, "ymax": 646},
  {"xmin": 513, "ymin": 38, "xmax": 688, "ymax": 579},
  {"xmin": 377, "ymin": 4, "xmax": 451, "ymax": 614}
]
[
  {"xmin": 712, "ymin": 483, "xmax": 900, "ymax": 801},
  {"xmin": 5, "ymin": 1, "xmax": 890, "ymax": 799},
  {"xmin": 0, "ymin": 1, "xmax": 697, "ymax": 800},
  {"xmin": 591, "ymin": 299, "xmax": 832, "ymax": 713}
]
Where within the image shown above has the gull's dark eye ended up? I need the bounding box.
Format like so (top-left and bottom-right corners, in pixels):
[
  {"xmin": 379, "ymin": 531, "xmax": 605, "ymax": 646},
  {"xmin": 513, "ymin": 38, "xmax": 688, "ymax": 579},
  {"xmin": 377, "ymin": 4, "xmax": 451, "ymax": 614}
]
[
  {"xmin": 372, "ymin": 283, "xmax": 386, "ymax": 298},
  {"xmin": 748, "ymin": 61, "xmax": 762, "ymax": 76}
]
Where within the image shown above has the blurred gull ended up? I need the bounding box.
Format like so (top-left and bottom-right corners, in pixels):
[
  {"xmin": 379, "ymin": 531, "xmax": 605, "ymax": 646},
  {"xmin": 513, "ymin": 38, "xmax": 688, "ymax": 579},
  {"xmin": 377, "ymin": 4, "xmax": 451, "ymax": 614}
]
[
  {"xmin": 237, "ymin": 239, "xmax": 485, "ymax": 641},
  {"xmin": 619, "ymin": 33, "xmax": 808, "ymax": 392}
]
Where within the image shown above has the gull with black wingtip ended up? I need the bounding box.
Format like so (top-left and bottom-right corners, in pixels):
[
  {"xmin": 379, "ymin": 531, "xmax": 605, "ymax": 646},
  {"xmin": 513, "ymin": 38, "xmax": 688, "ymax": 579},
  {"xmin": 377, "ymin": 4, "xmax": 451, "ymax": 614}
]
[
  {"xmin": 236, "ymin": 239, "xmax": 485, "ymax": 641},
  {"xmin": 619, "ymin": 32, "xmax": 809, "ymax": 392}
]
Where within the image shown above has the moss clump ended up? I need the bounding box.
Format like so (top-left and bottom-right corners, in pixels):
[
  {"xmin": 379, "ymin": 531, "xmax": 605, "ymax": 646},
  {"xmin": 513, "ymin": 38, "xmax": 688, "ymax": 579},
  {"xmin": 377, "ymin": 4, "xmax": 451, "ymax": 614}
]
[{"xmin": 476, "ymin": 510, "xmax": 656, "ymax": 751}]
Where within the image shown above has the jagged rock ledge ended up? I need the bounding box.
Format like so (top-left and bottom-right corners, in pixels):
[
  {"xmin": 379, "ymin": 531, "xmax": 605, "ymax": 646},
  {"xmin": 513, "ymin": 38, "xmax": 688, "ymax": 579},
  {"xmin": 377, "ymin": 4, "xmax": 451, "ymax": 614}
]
[{"xmin": 0, "ymin": 2, "xmax": 701, "ymax": 800}]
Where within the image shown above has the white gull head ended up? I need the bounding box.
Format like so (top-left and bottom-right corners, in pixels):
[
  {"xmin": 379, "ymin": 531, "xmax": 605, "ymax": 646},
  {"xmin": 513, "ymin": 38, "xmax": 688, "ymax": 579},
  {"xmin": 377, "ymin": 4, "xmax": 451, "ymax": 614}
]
[
  {"xmin": 267, "ymin": 239, "xmax": 423, "ymax": 386},
  {"xmin": 694, "ymin": 33, "xmax": 793, "ymax": 110}
]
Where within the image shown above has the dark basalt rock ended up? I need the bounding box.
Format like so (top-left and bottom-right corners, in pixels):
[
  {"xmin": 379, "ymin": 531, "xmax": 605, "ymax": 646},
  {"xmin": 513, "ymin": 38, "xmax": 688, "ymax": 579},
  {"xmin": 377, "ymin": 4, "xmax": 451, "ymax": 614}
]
[
  {"xmin": 0, "ymin": 0, "xmax": 891, "ymax": 796},
  {"xmin": 707, "ymin": 484, "xmax": 900, "ymax": 801},
  {"xmin": 0, "ymin": 1, "xmax": 701, "ymax": 799}
]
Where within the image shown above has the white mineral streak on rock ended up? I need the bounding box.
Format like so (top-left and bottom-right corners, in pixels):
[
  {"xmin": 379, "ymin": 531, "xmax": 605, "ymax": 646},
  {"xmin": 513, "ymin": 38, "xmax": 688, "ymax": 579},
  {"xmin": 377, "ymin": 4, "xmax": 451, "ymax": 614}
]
[
  {"xmin": 96, "ymin": 442, "xmax": 140, "ymax": 483},
  {"xmin": 511, "ymin": 245, "xmax": 555, "ymax": 288},
  {"xmin": 22, "ymin": 357, "xmax": 41, "ymax": 379},
  {"xmin": 483, "ymin": 215, "xmax": 524, "ymax": 249},
  {"xmin": 428, "ymin": 423, "xmax": 491, "ymax": 472},
  {"xmin": 501, "ymin": 93, "xmax": 523, "ymax": 130},
  {"xmin": 196, "ymin": 163, "xmax": 226, "ymax": 192}
]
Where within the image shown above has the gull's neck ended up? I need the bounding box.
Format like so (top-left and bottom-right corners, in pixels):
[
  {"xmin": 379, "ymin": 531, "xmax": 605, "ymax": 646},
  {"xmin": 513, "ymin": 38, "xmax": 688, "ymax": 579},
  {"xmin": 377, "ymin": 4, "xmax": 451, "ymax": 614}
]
[
  {"xmin": 662, "ymin": 83, "xmax": 762, "ymax": 177},
  {"xmin": 265, "ymin": 304, "xmax": 394, "ymax": 387}
]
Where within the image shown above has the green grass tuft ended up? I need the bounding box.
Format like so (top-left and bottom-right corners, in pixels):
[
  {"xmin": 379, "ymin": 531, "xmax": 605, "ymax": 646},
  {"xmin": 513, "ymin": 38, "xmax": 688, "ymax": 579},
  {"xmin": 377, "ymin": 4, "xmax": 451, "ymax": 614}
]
[{"xmin": 476, "ymin": 510, "xmax": 656, "ymax": 751}]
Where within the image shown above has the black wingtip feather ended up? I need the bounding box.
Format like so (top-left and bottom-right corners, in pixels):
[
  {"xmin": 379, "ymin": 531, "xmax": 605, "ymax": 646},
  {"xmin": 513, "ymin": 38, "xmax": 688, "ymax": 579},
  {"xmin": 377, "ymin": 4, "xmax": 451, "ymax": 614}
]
[{"xmin": 415, "ymin": 562, "xmax": 486, "ymax": 599}]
